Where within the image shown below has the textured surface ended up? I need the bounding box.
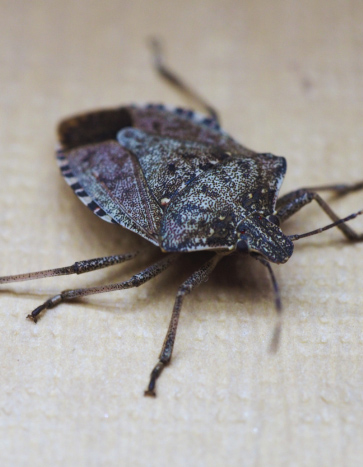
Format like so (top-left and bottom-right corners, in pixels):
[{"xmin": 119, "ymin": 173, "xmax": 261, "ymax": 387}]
[{"xmin": 0, "ymin": 1, "xmax": 362, "ymax": 466}]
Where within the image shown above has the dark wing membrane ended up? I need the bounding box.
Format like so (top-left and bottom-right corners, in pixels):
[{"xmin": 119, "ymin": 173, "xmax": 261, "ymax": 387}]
[
  {"xmin": 58, "ymin": 108, "xmax": 133, "ymax": 150},
  {"xmin": 57, "ymin": 141, "xmax": 163, "ymax": 245},
  {"xmin": 57, "ymin": 104, "xmax": 256, "ymax": 156}
]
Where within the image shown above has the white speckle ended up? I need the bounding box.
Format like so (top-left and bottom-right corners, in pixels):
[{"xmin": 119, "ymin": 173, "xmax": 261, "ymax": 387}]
[
  {"xmin": 161, "ymin": 197, "xmax": 170, "ymax": 206},
  {"xmin": 65, "ymin": 176, "xmax": 78, "ymax": 185}
]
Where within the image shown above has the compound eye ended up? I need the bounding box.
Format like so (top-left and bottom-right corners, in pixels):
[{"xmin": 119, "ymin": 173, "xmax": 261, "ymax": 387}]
[
  {"xmin": 236, "ymin": 238, "xmax": 249, "ymax": 253},
  {"xmin": 267, "ymin": 214, "xmax": 280, "ymax": 226}
]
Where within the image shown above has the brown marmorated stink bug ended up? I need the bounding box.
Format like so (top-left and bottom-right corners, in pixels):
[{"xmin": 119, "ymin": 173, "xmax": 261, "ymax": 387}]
[{"xmin": 1, "ymin": 41, "xmax": 363, "ymax": 396}]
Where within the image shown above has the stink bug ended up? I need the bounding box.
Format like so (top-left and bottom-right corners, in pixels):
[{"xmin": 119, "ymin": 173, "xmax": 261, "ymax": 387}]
[{"xmin": 1, "ymin": 41, "xmax": 362, "ymax": 397}]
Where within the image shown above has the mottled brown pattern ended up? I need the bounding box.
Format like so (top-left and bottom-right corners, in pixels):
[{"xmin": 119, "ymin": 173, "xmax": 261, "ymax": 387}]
[
  {"xmin": 160, "ymin": 157, "xmax": 286, "ymax": 252},
  {"xmin": 118, "ymin": 128, "xmax": 234, "ymax": 204},
  {"xmin": 61, "ymin": 140, "xmax": 162, "ymax": 245},
  {"xmin": 236, "ymin": 213, "xmax": 293, "ymax": 263},
  {"xmin": 58, "ymin": 104, "xmax": 289, "ymax": 260},
  {"xmin": 129, "ymin": 106, "xmax": 256, "ymax": 156}
]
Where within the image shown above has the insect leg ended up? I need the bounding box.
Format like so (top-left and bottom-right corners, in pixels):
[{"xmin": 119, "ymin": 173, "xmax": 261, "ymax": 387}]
[
  {"xmin": 276, "ymin": 180, "xmax": 363, "ymax": 221},
  {"xmin": 25, "ymin": 254, "xmax": 180, "ymax": 322},
  {"xmin": 149, "ymin": 38, "xmax": 220, "ymax": 124},
  {"xmin": 144, "ymin": 254, "xmax": 222, "ymax": 397},
  {"xmin": 276, "ymin": 189, "xmax": 363, "ymax": 241},
  {"xmin": 294, "ymin": 181, "xmax": 363, "ymax": 196},
  {"xmin": 0, "ymin": 252, "xmax": 139, "ymax": 284}
]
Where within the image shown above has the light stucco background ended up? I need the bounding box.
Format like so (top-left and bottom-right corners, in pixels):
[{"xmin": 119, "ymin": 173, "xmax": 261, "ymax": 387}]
[{"xmin": 0, "ymin": 1, "xmax": 362, "ymax": 466}]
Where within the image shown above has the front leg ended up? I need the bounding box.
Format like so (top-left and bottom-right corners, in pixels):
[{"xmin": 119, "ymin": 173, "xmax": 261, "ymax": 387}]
[{"xmin": 276, "ymin": 187, "xmax": 363, "ymax": 241}]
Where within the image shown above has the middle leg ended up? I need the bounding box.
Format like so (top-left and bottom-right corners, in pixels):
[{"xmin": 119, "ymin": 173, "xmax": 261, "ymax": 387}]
[{"xmin": 144, "ymin": 253, "xmax": 223, "ymax": 397}]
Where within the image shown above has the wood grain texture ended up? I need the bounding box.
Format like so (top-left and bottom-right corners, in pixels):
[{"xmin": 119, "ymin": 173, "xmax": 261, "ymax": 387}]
[{"xmin": 0, "ymin": 1, "xmax": 362, "ymax": 466}]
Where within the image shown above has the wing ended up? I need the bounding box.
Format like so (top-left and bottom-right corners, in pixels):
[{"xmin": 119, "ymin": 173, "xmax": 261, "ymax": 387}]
[
  {"xmin": 57, "ymin": 141, "xmax": 162, "ymax": 245},
  {"xmin": 56, "ymin": 104, "xmax": 262, "ymax": 245},
  {"xmin": 57, "ymin": 104, "xmax": 256, "ymax": 155}
]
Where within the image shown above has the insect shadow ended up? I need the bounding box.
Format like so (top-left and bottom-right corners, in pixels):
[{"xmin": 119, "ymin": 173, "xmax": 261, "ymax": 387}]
[{"xmin": 1, "ymin": 39, "xmax": 362, "ymax": 396}]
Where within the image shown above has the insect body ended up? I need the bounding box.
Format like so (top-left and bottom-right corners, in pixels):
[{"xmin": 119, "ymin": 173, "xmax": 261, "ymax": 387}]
[
  {"xmin": 1, "ymin": 45, "xmax": 362, "ymax": 397},
  {"xmin": 58, "ymin": 105, "xmax": 293, "ymax": 260}
]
